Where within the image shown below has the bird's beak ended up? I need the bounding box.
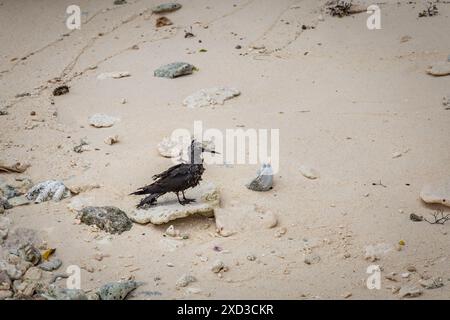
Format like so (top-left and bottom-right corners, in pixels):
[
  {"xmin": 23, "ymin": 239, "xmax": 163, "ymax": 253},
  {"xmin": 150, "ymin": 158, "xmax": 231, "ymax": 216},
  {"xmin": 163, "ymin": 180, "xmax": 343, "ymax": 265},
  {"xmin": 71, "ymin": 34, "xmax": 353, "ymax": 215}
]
[{"xmin": 202, "ymin": 147, "xmax": 220, "ymax": 154}]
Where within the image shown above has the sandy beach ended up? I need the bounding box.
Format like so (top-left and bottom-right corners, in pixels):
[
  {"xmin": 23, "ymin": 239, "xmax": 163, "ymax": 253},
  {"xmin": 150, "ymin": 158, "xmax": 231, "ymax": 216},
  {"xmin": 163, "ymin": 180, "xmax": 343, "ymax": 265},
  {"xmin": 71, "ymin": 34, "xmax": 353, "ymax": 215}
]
[{"xmin": 1, "ymin": 0, "xmax": 450, "ymax": 300}]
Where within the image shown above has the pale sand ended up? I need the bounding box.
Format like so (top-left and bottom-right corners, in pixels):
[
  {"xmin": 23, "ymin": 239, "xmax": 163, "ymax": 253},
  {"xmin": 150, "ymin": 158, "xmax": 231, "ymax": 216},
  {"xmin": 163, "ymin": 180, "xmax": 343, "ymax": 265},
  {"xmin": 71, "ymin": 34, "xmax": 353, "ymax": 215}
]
[{"xmin": 1, "ymin": 0, "xmax": 450, "ymax": 299}]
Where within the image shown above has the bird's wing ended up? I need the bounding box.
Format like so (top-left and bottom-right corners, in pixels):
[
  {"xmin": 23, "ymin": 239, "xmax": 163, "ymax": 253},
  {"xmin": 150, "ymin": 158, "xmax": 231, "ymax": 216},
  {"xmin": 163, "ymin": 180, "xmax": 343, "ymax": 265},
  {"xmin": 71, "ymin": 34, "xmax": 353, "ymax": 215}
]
[{"xmin": 152, "ymin": 163, "xmax": 185, "ymax": 180}]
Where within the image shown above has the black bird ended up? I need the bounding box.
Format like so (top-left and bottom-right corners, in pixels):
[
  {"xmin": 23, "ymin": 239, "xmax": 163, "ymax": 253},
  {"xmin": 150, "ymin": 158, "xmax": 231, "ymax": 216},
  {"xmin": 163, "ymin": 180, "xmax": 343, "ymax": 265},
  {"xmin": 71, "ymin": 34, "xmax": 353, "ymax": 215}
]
[{"xmin": 131, "ymin": 140, "xmax": 217, "ymax": 208}]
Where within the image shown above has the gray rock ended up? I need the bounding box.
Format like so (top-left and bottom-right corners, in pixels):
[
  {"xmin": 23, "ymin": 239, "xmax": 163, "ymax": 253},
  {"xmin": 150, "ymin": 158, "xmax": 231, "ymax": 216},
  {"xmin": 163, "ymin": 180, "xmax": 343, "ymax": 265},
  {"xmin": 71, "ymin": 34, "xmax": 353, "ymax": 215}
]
[
  {"xmin": 419, "ymin": 277, "xmax": 444, "ymax": 289},
  {"xmin": 246, "ymin": 163, "xmax": 273, "ymax": 192},
  {"xmin": 0, "ymin": 216, "xmax": 11, "ymax": 235},
  {"xmin": 176, "ymin": 274, "xmax": 196, "ymax": 288},
  {"xmin": 45, "ymin": 285, "xmax": 88, "ymax": 300},
  {"xmin": 154, "ymin": 62, "xmax": 195, "ymax": 78},
  {"xmin": 7, "ymin": 195, "xmax": 30, "ymax": 207},
  {"xmin": 426, "ymin": 62, "xmax": 450, "ymax": 76},
  {"xmin": 113, "ymin": 0, "xmax": 127, "ymax": 5},
  {"xmin": 0, "ymin": 182, "xmax": 19, "ymax": 199},
  {"xmin": 0, "ymin": 270, "xmax": 11, "ymax": 290},
  {"xmin": 97, "ymin": 280, "xmax": 139, "ymax": 300},
  {"xmin": 0, "ymin": 106, "xmax": 8, "ymax": 116},
  {"xmin": 26, "ymin": 180, "xmax": 70, "ymax": 203},
  {"xmin": 183, "ymin": 87, "xmax": 240, "ymax": 108},
  {"xmin": 39, "ymin": 258, "xmax": 62, "ymax": 272},
  {"xmin": 420, "ymin": 181, "xmax": 450, "ymax": 207},
  {"xmin": 399, "ymin": 285, "xmax": 423, "ymax": 298},
  {"xmin": 0, "ymin": 289, "xmax": 13, "ymax": 300},
  {"xmin": 152, "ymin": 3, "xmax": 181, "ymax": 13},
  {"xmin": 80, "ymin": 206, "xmax": 132, "ymax": 234},
  {"xmin": 129, "ymin": 182, "xmax": 219, "ymax": 225}
]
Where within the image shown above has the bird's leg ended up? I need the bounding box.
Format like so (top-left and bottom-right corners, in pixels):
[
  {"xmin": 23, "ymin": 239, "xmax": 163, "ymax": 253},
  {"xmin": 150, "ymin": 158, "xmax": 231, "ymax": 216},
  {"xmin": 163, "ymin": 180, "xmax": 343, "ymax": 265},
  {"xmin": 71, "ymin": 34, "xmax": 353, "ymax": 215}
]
[
  {"xmin": 176, "ymin": 192, "xmax": 185, "ymax": 205},
  {"xmin": 181, "ymin": 190, "xmax": 196, "ymax": 204}
]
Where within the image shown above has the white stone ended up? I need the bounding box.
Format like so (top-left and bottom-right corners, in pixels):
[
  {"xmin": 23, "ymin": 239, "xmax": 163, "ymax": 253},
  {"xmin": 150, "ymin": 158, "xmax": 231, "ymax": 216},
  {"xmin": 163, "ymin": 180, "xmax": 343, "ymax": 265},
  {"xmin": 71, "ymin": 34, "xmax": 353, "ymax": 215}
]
[
  {"xmin": 104, "ymin": 135, "xmax": 119, "ymax": 145},
  {"xmin": 157, "ymin": 137, "xmax": 183, "ymax": 158},
  {"xmin": 88, "ymin": 114, "xmax": 119, "ymax": 128},
  {"xmin": 211, "ymin": 260, "xmax": 226, "ymax": 273},
  {"xmin": 128, "ymin": 182, "xmax": 219, "ymax": 225},
  {"xmin": 299, "ymin": 165, "xmax": 319, "ymax": 179},
  {"xmin": 426, "ymin": 62, "xmax": 450, "ymax": 76},
  {"xmin": 97, "ymin": 71, "xmax": 130, "ymax": 80},
  {"xmin": 183, "ymin": 87, "xmax": 240, "ymax": 108},
  {"xmin": 420, "ymin": 181, "xmax": 450, "ymax": 207}
]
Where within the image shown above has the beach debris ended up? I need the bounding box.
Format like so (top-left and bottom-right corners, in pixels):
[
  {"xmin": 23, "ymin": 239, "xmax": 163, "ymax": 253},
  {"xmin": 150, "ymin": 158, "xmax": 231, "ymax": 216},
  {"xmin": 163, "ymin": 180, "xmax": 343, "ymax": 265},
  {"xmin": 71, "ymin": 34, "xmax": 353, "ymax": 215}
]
[
  {"xmin": 156, "ymin": 16, "xmax": 173, "ymax": 28},
  {"xmin": 0, "ymin": 106, "xmax": 8, "ymax": 116},
  {"xmin": 420, "ymin": 181, "xmax": 450, "ymax": 207},
  {"xmin": 424, "ymin": 210, "xmax": 450, "ymax": 225},
  {"xmin": 326, "ymin": 1, "xmax": 365, "ymax": 17},
  {"xmin": 79, "ymin": 206, "xmax": 132, "ymax": 234},
  {"xmin": 165, "ymin": 225, "xmax": 178, "ymax": 237},
  {"xmin": 176, "ymin": 274, "xmax": 196, "ymax": 288},
  {"xmin": 104, "ymin": 135, "xmax": 119, "ymax": 145},
  {"xmin": 44, "ymin": 285, "xmax": 88, "ymax": 300},
  {"xmin": 114, "ymin": 0, "xmax": 127, "ymax": 5},
  {"xmin": 129, "ymin": 182, "xmax": 219, "ymax": 225},
  {"xmin": 426, "ymin": 62, "xmax": 450, "ymax": 77},
  {"xmin": 303, "ymin": 253, "xmax": 321, "ymax": 265},
  {"xmin": 419, "ymin": 277, "xmax": 444, "ymax": 289},
  {"xmin": 211, "ymin": 260, "xmax": 227, "ymax": 273},
  {"xmin": 73, "ymin": 139, "xmax": 90, "ymax": 153},
  {"xmin": 364, "ymin": 243, "xmax": 393, "ymax": 262},
  {"xmin": 157, "ymin": 137, "xmax": 183, "ymax": 158},
  {"xmin": 443, "ymin": 95, "xmax": 450, "ymax": 110},
  {"xmin": 18, "ymin": 243, "xmax": 41, "ymax": 266},
  {"xmin": 88, "ymin": 113, "xmax": 119, "ymax": 128},
  {"xmin": 418, "ymin": 2, "xmax": 438, "ymax": 17},
  {"xmin": 299, "ymin": 165, "xmax": 319, "ymax": 180},
  {"xmin": 247, "ymin": 254, "xmax": 257, "ymax": 261},
  {"xmin": 409, "ymin": 213, "xmax": 423, "ymax": 222},
  {"xmin": 26, "ymin": 180, "xmax": 70, "ymax": 203},
  {"xmin": 52, "ymin": 85, "xmax": 69, "ymax": 96},
  {"xmin": 0, "ymin": 162, "xmax": 30, "ymax": 174},
  {"xmin": 97, "ymin": 280, "xmax": 139, "ymax": 300},
  {"xmin": 246, "ymin": 163, "xmax": 273, "ymax": 192},
  {"xmin": 39, "ymin": 258, "xmax": 62, "ymax": 272},
  {"xmin": 398, "ymin": 285, "xmax": 423, "ymax": 298},
  {"xmin": 152, "ymin": 3, "xmax": 181, "ymax": 14},
  {"xmin": 154, "ymin": 62, "xmax": 195, "ymax": 78},
  {"xmin": 97, "ymin": 71, "xmax": 130, "ymax": 80},
  {"xmin": 184, "ymin": 27, "xmax": 195, "ymax": 38},
  {"xmin": 183, "ymin": 87, "xmax": 240, "ymax": 108},
  {"xmin": 41, "ymin": 248, "xmax": 56, "ymax": 261}
]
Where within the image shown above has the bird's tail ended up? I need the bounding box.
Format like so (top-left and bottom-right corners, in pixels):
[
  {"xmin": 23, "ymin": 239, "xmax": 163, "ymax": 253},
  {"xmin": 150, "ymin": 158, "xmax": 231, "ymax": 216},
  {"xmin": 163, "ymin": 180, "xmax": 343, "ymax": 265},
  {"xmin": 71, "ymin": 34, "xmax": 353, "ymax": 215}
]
[{"xmin": 136, "ymin": 193, "xmax": 162, "ymax": 208}]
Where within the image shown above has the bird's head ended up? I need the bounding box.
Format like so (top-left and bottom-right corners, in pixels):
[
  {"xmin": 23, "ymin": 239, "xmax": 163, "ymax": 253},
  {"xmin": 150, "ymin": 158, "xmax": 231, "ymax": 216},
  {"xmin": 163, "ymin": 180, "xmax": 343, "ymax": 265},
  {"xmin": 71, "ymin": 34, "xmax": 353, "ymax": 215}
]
[{"xmin": 188, "ymin": 139, "xmax": 219, "ymax": 164}]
